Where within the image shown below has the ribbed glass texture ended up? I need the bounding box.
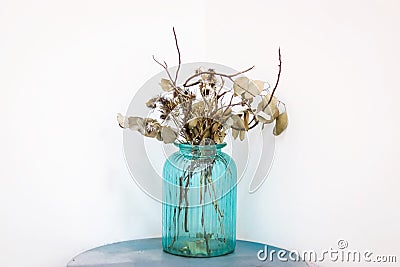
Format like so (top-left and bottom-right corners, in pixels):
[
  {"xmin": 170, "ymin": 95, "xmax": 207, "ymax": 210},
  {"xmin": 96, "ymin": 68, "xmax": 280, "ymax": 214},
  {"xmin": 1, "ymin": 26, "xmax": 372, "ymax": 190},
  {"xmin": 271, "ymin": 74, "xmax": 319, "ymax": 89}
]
[{"xmin": 162, "ymin": 143, "xmax": 237, "ymax": 257}]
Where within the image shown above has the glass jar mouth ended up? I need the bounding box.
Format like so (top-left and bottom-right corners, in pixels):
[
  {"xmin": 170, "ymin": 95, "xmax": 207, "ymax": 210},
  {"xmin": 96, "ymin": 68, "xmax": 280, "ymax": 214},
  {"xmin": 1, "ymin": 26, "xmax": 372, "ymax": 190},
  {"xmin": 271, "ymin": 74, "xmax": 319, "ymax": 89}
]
[
  {"xmin": 174, "ymin": 142, "xmax": 227, "ymax": 149},
  {"xmin": 174, "ymin": 142, "xmax": 226, "ymax": 158}
]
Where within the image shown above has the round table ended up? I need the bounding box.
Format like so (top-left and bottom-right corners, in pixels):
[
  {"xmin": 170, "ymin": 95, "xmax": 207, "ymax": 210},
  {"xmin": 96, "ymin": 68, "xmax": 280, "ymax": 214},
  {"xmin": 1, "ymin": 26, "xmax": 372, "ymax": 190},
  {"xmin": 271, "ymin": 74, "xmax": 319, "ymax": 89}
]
[{"xmin": 67, "ymin": 238, "xmax": 310, "ymax": 267}]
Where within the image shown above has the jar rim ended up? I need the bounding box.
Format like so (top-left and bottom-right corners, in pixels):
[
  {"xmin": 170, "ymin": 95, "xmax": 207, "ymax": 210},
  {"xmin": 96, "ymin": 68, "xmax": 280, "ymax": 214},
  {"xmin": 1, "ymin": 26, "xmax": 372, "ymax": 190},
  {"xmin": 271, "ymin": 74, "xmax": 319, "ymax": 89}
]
[{"xmin": 174, "ymin": 142, "xmax": 227, "ymax": 149}]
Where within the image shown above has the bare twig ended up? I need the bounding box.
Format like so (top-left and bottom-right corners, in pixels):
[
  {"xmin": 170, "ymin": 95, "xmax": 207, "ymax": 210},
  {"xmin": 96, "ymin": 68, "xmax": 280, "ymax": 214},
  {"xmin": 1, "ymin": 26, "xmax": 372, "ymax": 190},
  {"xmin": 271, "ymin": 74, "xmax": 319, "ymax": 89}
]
[
  {"xmin": 173, "ymin": 27, "xmax": 181, "ymax": 85},
  {"xmin": 183, "ymin": 66, "xmax": 255, "ymax": 87},
  {"xmin": 152, "ymin": 55, "xmax": 175, "ymax": 85},
  {"xmin": 262, "ymin": 47, "xmax": 282, "ymax": 110}
]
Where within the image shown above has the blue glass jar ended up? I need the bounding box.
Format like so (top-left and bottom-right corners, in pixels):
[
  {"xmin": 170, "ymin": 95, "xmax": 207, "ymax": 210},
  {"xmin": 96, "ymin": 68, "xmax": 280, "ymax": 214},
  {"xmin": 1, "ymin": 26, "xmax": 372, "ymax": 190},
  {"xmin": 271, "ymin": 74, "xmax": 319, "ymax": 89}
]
[{"xmin": 162, "ymin": 143, "xmax": 237, "ymax": 257}]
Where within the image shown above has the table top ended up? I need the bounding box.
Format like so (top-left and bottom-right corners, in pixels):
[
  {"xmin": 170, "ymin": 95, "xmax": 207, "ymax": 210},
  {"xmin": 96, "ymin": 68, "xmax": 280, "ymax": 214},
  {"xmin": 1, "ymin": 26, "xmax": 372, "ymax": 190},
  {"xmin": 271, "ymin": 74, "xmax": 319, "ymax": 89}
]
[{"xmin": 67, "ymin": 238, "xmax": 310, "ymax": 267}]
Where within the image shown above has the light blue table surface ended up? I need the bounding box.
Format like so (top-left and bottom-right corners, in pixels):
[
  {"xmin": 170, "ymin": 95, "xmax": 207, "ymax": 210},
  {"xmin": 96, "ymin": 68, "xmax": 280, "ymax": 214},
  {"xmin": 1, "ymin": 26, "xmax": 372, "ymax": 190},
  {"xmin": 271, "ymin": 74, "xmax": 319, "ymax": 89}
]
[{"xmin": 67, "ymin": 237, "xmax": 309, "ymax": 267}]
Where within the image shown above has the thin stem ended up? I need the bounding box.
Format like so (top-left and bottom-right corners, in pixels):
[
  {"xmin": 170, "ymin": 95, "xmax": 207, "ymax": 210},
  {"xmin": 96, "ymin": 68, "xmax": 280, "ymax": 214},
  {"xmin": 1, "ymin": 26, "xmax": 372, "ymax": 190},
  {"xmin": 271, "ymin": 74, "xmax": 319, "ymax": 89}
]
[
  {"xmin": 262, "ymin": 47, "xmax": 282, "ymax": 110},
  {"xmin": 183, "ymin": 66, "xmax": 254, "ymax": 87},
  {"xmin": 173, "ymin": 27, "xmax": 181, "ymax": 85},
  {"xmin": 152, "ymin": 55, "xmax": 175, "ymax": 85}
]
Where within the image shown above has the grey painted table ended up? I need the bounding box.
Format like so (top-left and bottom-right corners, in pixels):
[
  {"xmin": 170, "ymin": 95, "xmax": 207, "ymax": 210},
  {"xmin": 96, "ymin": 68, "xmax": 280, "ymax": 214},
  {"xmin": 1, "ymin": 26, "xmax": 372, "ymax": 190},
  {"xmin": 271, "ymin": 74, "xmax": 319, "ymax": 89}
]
[{"xmin": 67, "ymin": 238, "xmax": 310, "ymax": 267}]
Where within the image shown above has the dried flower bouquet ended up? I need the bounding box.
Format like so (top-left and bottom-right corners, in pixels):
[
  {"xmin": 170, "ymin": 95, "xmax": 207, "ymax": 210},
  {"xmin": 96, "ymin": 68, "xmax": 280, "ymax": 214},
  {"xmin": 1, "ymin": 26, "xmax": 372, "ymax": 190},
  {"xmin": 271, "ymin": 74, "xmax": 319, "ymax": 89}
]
[
  {"xmin": 117, "ymin": 28, "xmax": 288, "ymax": 257},
  {"xmin": 118, "ymin": 28, "xmax": 288, "ymax": 144}
]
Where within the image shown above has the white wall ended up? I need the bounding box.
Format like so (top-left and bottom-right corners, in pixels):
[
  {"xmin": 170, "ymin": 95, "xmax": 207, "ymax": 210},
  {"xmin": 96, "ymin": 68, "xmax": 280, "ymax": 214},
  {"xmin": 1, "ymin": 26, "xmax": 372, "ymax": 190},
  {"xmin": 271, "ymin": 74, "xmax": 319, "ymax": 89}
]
[
  {"xmin": 204, "ymin": 1, "xmax": 400, "ymax": 266},
  {"xmin": 1, "ymin": 1, "xmax": 399, "ymax": 267}
]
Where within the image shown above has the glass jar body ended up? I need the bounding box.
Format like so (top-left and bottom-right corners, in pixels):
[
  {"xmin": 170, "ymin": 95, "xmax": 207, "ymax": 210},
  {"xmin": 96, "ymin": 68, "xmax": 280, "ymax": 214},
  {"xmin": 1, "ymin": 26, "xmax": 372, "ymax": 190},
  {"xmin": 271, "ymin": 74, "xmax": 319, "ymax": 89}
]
[{"xmin": 162, "ymin": 143, "xmax": 237, "ymax": 257}]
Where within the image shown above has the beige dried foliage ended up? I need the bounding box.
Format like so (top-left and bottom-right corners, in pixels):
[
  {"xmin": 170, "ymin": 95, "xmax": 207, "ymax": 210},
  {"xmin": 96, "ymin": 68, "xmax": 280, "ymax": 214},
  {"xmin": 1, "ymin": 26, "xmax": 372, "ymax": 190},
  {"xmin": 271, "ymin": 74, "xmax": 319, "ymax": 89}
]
[
  {"xmin": 239, "ymin": 130, "xmax": 245, "ymax": 141},
  {"xmin": 233, "ymin": 77, "xmax": 264, "ymax": 100},
  {"xmin": 232, "ymin": 129, "xmax": 239, "ymax": 140},
  {"xmin": 159, "ymin": 78, "xmax": 174, "ymax": 92},
  {"xmin": 231, "ymin": 114, "xmax": 246, "ymax": 131},
  {"xmin": 117, "ymin": 113, "xmax": 128, "ymax": 128},
  {"xmin": 257, "ymin": 94, "xmax": 279, "ymax": 118},
  {"xmin": 118, "ymin": 47, "xmax": 288, "ymax": 144},
  {"xmin": 161, "ymin": 126, "xmax": 177, "ymax": 144},
  {"xmin": 273, "ymin": 111, "xmax": 288, "ymax": 136}
]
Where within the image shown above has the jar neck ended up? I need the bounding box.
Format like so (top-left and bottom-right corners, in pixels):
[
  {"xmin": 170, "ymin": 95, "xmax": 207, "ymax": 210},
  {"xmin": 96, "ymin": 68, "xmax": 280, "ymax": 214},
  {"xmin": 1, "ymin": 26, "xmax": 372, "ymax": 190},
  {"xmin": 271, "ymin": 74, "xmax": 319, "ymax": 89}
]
[{"xmin": 175, "ymin": 143, "xmax": 226, "ymax": 159}]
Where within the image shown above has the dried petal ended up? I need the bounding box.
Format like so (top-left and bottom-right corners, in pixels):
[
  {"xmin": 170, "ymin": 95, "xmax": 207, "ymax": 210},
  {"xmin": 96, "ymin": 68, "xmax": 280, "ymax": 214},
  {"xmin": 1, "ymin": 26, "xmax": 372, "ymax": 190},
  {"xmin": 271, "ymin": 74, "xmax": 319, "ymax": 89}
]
[{"xmin": 273, "ymin": 111, "xmax": 288, "ymax": 136}]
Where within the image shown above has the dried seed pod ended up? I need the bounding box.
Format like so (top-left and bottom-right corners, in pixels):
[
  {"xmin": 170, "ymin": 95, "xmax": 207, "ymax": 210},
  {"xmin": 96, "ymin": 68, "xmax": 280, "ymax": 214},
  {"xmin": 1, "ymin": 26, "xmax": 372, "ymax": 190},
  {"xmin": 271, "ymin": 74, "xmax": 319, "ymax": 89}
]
[{"xmin": 273, "ymin": 111, "xmax": 288, "ymax": 136}]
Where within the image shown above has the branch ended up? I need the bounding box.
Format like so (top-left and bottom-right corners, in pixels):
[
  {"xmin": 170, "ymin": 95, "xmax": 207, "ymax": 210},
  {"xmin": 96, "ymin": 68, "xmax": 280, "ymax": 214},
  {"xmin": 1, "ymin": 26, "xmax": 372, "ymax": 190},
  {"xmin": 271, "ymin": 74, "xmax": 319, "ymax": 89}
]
[
  {"xmin": 183, "ymin": 66, "xmax": 255, "ymax": 87},
  {"xmin": 152, "ymin": 55, "xmax": 175, "ymax": 85},
  {"xmin": 263, "ymin": 47, "xmax": 282, "ymax": 110},
  {"xmin": 173, "ymin": 27, "xmax": 181, "ymax": 85}
]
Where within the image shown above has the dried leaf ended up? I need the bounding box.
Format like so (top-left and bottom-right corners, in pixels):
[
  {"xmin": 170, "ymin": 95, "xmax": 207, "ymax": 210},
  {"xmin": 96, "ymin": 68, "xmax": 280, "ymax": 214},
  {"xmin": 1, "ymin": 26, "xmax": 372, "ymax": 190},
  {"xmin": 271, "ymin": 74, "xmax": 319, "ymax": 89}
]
[
  {"xmin": 223, "ymin": 117, "xmax": 234, "ymax": 129},
  {"xmin": 273, "ymin": 111, "xmax": 288, "ymax": 136},
  {"xmin": 243, "ymin": 111, "xmax": 249, "ymax": 130},
  {"xmin": 211, "ymin": 122, "xmax": 220, "ymax": 133},
  {"xmin": 161, "ymin": 126, "xmax": 177, "ymax": 144},
  {"xmin": 253, "ymin": 80, "xmax": 265, "ymax": 92},
  {"xmin": 187, "ymin": 117, "xmax": 199, "ymax": 129},
  {"xmin": 231, "ymin": 114, "xmax": 246, "ymax": 130},
  {"xmin": 128, "ymin": 117, "xmax": 145, "ymax": 133},
  {"xmin": 232, "ymin": 129, "xmax": 239, "ymax": 140},
  {"xmin": 233, "ymin": 77, "xmax": 249, "ymax": 95},
  {"xmin": 256, "ymin": 113, "xmax": 275, "ymax": 124},
  {"xmin": 159, "ymin": 78, "xmax": 174, "ymax": 92},
  {"xmin": 234, "ymin": 77, "xmax": 264, "ymax": 99},
  {"xmin": 257, "ymin": 94, "xmax": 279, "ymax": 119},
  {"xmin": 223, "ymin": 107, "xmax": 232, "ymax": 116},
  {"xmin": 117, "ymin": 113, "xmax": 128, "ymax": 128},
  {"xmin": 156, "ymin": 130, "xmax": 163, "ymax": 141},
  {"xmin": 146, "ymin": 96, "xmax": 159, "ymax": 108},
  {"xmin": 244, "ymin": 81, "xmax": 262, "ymax": 99},
  {"xmin": 213, "ymin": 131, "xmax": 226, "ymax": 144},
  {"xmin": 239, "ymin": 130, "xmax": 245, "ymax": 141}
]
